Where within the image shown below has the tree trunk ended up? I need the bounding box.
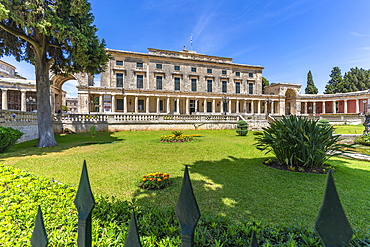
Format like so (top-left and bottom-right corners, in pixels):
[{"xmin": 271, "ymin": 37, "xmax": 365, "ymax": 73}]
[{"xmin": 34, "ymin": 52, "xmax": 58, "ymax": 147}]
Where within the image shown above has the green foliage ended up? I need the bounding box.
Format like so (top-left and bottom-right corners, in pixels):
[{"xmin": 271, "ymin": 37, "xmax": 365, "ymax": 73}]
[
  {"xmin": 140, "ymin": 172, "xmax": 171, "ymax": 190},
  {"xmin": 325, "ymin": 67, "xmax": 344, "ymax": 94},
  {"xmin": 317, "ymin": 119, "xmax": 331, "ymax": 128},
  {"xmin": 1, "ymin": 164, "xmax": 370, "ymax": 246},
  {"xmin": 90, "ymin": 125, "xmax": 96, "ymax": 144},
  {"xmin": 262, "ymin": 77, "xmax": 269, "ymax": 94},
  {"xmin": 0, "ymin": 126, "xmax": 23, "ymax": 153},
  {"xmin": 305, "ymin": 70, "xmax": 318, "ymax": 94},
  {"xmin": 324, "ymin": 67, "xmax": 370, "ymax": 93},
  {"xmin": 172, "ymin": 130, "xmax": 183, "ymax": 137},
  {"xmin": 354, "ymin": 133, "xmax": 370, "ymax": 146},
  {"xmin": 62, "ymin": 105, "xmax": 69, "ymax": 112},
  {"xmin": 255, "ymin": 115, "xmax": 347, "ymax": 168},
  {"xmin": 236, "ymin": 120, "xmax": 249, "ymax": 136}
]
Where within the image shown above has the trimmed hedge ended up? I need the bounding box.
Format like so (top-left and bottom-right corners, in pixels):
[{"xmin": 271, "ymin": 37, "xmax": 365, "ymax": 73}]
[
  {"xmin": 0, "ymin": 126, "xmax": 23, "ymax": 153},
  {"xmin": 1, "ymin": 165, "xmax": 369, "ymax": 246}
]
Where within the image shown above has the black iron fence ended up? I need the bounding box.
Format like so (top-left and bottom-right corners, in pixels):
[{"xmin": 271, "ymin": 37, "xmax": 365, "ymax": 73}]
[{"xmin": 31, "ymin": 161, "xmax": 353, "ymax": 246}]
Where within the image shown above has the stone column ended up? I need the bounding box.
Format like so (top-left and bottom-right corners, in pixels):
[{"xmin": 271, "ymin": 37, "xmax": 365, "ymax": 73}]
[
  {"xmin": 271, "ymin": 101, "xmax": 274, "ymax": 114},
  {"xmin": 236, "ymin": 100, "xmax": 239, "ymax": 113},
  {"xmin": 212, "ymin": 99, "xmax": 215, "ymax": 113},
  {"xmin": 176, "ymin": 97, "xmax": 180, "ymax": 114},
  {"xmin": 228, "ymin": 99, "xmax": 232, "ymax": 113},
  {"xmin": 251, "ymin": 100, "xmax": 254, "ymax": 114},
  {"xmin": 257, "ymin": 100, "xmax": 261, "ymax": 114},
  {"xmin": 21, "ymin": 90, "xmax": 26, "ymax": 112},
  {"xmin": 123, "ymin": 95, "xmax": 127, "ymax": 113},
  {"xmin": 146, "ymin": 96, "xmax": 150, "ymax": 113},
  {"xmin": 99, "ymin": 94, "xmax": 104, "ymax": 113},
  {"xmin": 344, "ymin": 100, "xmax": 348, "ymax": 114},
  {"xmin": 195, "ymin": 98, "xmax": 198, "ymax": 113},
  {"xmin": 264, "ymin": 101, "xmax": 268, "ymax": 115},
  {"xmin": 221, "ymin": 100, "xmax": 224, "ymax": 113},
  {"xmin": 356, "ymin": 99, "xmax": 359, "ymax": 113},
  {"xmin": 157, "ymin": 97, "xmax": 160, "ymax": 114},
  {"xmin": 186, "ymin": 98, "xmax": 189, "ymax": 115},
  {"xmin": 167, "ymin": 96, "xmax": 170, "ymax": 114},
  {"xmin": 313, "ymin": 102, "xmax": 316, "ymax": 114},
  {"xmin": 304, "ymin": 102, "xmax": 307, "ymax": 114},
  {"xmin": 135, "ymin": 95, "xmax": 138, "ymax": 113},
  {"xmin": 333, "ymin": 101, "xmax": 336, "ymax": 114},
  {"xmin": 243, "ymin": 100, "xmax": 247, "ymax": 113},
  {"xmin": 2, "ymin": 89, "xmax": 7, "ymax": 110},
  {"xmin": 322, "ymin": 101, "xmax": 326, "ymax": 114},
  {"xmin": 111, "ymin": 94, "xmax": 116, "ymax": 113},
  {"xmin": 203, "ymin": 98, "xmax": 207, "ymax": 113}
]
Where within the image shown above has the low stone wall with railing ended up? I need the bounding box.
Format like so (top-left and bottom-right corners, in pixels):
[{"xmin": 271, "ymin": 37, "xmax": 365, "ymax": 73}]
[{"xmin": 0, "ymin": 110, "xmax": 38, "ymax": 142}]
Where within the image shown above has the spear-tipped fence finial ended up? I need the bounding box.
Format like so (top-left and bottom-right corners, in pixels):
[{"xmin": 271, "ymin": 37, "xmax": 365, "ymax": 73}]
[
  {"xmin": 249, "ymin": 230, "xmax": 259, "ymax": 247},
  {"xmin": 175, "ymin": 165, "xmax": 201, "ymax": 247},
  {"xmin": 315, "ymin": 170, "xmax": 353, "ymax": 246},
  {"xmin": 31, "ymin": 205, "xmax": 48, "ymax": 247},
  {"xmin": 74, "ymin": 160, "xmax": 95, "ymax": 247},
  {"xmin": 123, "ymin": 210, "xmax": 142, "ymax": 247}
]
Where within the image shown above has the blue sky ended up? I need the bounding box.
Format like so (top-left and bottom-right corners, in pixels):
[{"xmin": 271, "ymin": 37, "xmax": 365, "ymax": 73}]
[{"xmin": 2, "ymin": 0, "xmax": 370, "ymax": 97}]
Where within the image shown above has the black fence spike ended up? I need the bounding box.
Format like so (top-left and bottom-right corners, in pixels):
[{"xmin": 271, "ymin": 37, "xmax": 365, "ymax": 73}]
[
  {"xmin": 175, "ymin": 165, "xmax": 201, "ymax": 247},
  {"xmin": 74, "ymin": 160, "xmax": 95, "ymax": 247},
  {"xmin": 250, "ymin": 230, "xmax": 259, "ymax": 247},
  {"xmin": 31, "ymin": 205, "xmax": 48, "ymax": 247},
  {"xmin": 124, "ymin": 210, "xmax": 142, "ymax": 247},
  {"xmin": 315, "ymin": 170, "xmax": 353, "ymax": 247}
]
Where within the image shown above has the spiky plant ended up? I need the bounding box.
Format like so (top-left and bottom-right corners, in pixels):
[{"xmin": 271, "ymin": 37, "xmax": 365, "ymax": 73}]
[{"xmin": 254, "ymin": 115, "xmax": 350, "ymax": 168}]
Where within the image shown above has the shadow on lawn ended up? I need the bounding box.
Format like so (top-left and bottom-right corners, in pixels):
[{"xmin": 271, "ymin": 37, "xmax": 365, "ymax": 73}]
[
  {"xmin": 131, "ymin": 155, "xmax": 370, "ymax": 225},
  {"xmin": 0, "ymin": 131, "xmax": 124, "ymax": 160}
]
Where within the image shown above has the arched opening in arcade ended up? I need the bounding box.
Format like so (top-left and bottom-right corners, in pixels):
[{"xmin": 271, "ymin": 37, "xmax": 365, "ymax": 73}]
[{"xmin": 285, "ymin": 89, "xmax": 296, "ymax": 115}]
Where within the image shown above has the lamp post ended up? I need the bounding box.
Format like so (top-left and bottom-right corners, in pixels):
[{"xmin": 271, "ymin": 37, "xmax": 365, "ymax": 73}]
[
  {"xmin": 265, "ymin": 98, "xmax": 271, "ymax": 115},
  {"xmin": 309, "ymin": 106, "xmax": 312, "ymax": 115},
  {"xmin": 286, "ymin": 105, "xmax": 290, "ymax": 115},
  {"xmin": 221, "ymin": 95, "xmax": 230, "ymax": 115},
  {"xmin": 86, "ymin": 100, "xmax": 93, "ymax": 114},
  {"xmin": 174, "ymin": 98, "xmax": 177, "ymax": 113},
  {"xmin": 26, "ymin": 96, "xmax": 36, "ymax": 112},
  {"xmin": 363, "ymin": 100, "xmax": 367, "ymax": 115}
]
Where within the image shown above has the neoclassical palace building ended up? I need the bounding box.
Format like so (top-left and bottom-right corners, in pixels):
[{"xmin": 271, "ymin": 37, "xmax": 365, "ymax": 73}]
[{"xmin": 76, "ymin": 48, "xmax": 370, "ymax": 117}]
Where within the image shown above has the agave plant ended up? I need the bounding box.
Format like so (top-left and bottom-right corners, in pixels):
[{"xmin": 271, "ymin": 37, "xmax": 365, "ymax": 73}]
[{"xmin": 254, "ymin": 115, "xmax": 350, "ymax": 168}]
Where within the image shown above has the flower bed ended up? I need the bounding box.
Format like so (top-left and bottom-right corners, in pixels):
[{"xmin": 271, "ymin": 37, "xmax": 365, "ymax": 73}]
[
  {"xmin": 139, "ymin": 172, "xmax": 171, "ymax": 190},
  {"xmin": 160, "ymin": 134, "xmax": 193, "ymax": 142}
]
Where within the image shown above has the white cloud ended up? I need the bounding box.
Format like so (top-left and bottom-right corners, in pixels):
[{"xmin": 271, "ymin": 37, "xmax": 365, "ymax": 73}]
[{"xmin": 351, "ymin": 31, "xmax": 369, "ymax": 37}]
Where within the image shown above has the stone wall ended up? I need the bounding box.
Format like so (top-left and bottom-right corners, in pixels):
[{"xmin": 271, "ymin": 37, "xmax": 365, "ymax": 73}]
[{"xmin": 1, "ymin": 121, "xmax": 38, "ymax": 143}]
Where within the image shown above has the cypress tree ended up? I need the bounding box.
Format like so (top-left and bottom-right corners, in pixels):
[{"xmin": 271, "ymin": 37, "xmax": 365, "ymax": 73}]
[
  {"xmin": 325, "ymin": 67, "xmax": 343, "ymax": 94},
  {"xmin": 305, "ymin": 70, "xmax": 318, "ymax": 94}
]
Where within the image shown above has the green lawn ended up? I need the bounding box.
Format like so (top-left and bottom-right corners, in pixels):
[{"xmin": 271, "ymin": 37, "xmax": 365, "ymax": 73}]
[
  {"xmin": 2, "ymin": 129, "xmax": 370, "ymax": 228},
  {"xmin": 334, "ymin": 124, "xmax": 364, "ymax": 134}
]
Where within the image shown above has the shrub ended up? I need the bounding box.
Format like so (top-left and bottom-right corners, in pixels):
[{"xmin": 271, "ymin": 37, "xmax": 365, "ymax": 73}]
[
  {"xmin": 0, "ymin": 126, "xmax": 23, "ymax": 153},
  {"xmin": 318, "ymin": 118, "xmax": 331, "ymax": 128},
  {"xmin": 90, "ymin": 125, "xmax": 96, "ymax": 144},
  {"xmin": 236, "ymin": 120, "xmax": 249, "ymax": 136},
  {"xmin": 139, "ymin": 172, "xmax": 171, "ymax": 190},
  {"xmin": 2, "ymin": 165, "xmax": 370, "ymax": 246},
  {"xmin": 172, "ymin": 130, "xmax": 183, "ymax": 137},
  {"xmin": 255, "ymin": 115, "xmax": 347, "ymax": 168},
  {"xmin": 354, "ymin": 133, "xmax": 370, "ymax": 146}
]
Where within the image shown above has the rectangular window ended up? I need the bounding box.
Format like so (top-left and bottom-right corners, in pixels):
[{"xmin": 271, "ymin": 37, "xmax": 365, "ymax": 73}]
[
  {"xmin": 138, "ymin": 100, "xmax": 144, "ymax": 111},
  {"xmin": 117, "ymin": 99, "xmax": 123, "ymax": 111},
  {"xmin": 191, "ymin": 78, "xmax": 197, "ymax": 91},
  {"xmin": 156, "ymin": 64, "xmax": 162, "ymax": 69},
  {"xmin": 207, "ymin": 69, "xmax": 212, "ymax": 74},
  {"xmin": 236, "ymin": 72, "xmax": 240, "ymax": 76},
  {"xmin": 207, "ymin": 102, "xmax": 212, "ymax": 112},
  {"xmin": 207, "ymin": 80, "xmax": 212, "ymax": 92},
  {"xmin": 174, "ymin": 65, "xmax": 180, "ymax": 71},
  {"xmin": 191, "ymin": 67, "xmax": 196, "ymax": 72},
  {"xmin": 156, "ymin": 76, "xmax": 162, "ymax": 90},
  {"xmin": 248, "ymin": 103, "xmax": 251, "ymax": 112},
  {"xmin": 116, "ymin": 73, "xmax": 123, "ymax": 87},
  {"xmin": 160, "ymin": 100, "xmax": 163, "ymax": 111},
  {"xmin": 222, "ymin": 70, "xmax": 227, "ymax": 75},
  {"xmin": 137, "ymin": 75, "xmax": 143, "ymax": 88},
  {"xmin": 116, "ymin": 60, "xmax": 123, "ymax": 66},
  {"xmin": 249, "ymin": 83, "xmax": 253, "ymax": 94},
  {"xmin": 249, "ymin": 73, "xmax": 253, "ymax": 77},
  {"xmin": 236, "ymin": 82, "xmax": 240, "ymax": 94},
  {"xmin": 222, "ymin": 81, "xmax": 227, "ymax": 93},
  {"xmin": 137, "ymin": 62, "xmax": 143, "ymax": 68},
  {"xmin": 174, "ymin": 77, "xmax": 180, "ymax": 90}
]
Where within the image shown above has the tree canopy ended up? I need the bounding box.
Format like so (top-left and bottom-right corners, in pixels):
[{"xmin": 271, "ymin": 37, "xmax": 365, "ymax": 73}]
[
  {"xmin": 0, "ymin": 0, "xmax": 109, "ymax": 147},
  {"xmin": 262, "ymin": 77, "xmax": 269, "ymax": 94},
  {"xmin": 324, "ymin": 67, "xmax": 370, "ymax": 94},
  {"xmin": 305, "ymin": 70, "xmax": 318, "ymax": 94}
]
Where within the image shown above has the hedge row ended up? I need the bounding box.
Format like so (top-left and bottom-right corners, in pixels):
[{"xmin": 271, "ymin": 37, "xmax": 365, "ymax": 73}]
[{"xmin": 1, "ymin": 165, "xmax": 369, "ymax": 246}]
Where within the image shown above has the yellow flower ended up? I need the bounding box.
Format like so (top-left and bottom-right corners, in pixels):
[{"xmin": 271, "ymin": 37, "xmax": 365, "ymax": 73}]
[
  {"xmin": 143, "ymin": 178, "xmax": 147, "ymax": 181},
  {"xmin": 164, "ymin": 176, "xmax": 168, "ymax": 180},
  {"xmin": 323, "ymin": 169, "xmax": 326, "ymax": 172},
  {"xmin": 157, "ymin": 178, "xmax": 162, "ymax": 182}
]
